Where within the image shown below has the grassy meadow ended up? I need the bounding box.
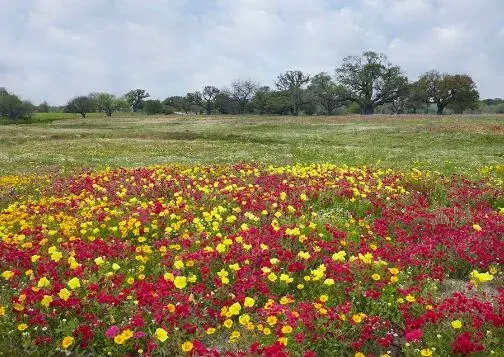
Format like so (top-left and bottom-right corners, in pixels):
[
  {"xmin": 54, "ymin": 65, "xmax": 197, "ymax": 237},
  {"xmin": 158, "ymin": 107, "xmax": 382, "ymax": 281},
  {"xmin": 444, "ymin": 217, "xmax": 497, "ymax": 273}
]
[{"xmin": 0, "ymin": 114, "xmax": 503, "ymax": 177}]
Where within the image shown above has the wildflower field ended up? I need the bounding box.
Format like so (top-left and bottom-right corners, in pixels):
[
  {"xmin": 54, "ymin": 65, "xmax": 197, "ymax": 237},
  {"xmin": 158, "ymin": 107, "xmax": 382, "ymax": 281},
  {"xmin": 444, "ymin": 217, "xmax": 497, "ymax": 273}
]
[
  {"xmin": 1, "ymin": 115, "xmax": 503, "ymax": 356},
  {"xmin": 1, "ymin": 162, "xmax": 503, "ymax": 356}
]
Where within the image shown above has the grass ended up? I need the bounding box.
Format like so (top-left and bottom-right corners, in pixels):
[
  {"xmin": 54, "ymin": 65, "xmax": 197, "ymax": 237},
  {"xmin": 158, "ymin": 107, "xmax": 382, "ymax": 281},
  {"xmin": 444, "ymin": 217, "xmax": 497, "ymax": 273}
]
[{"xmin": 0, "ymin": 114, "xmax": 503, "ymax": 177}]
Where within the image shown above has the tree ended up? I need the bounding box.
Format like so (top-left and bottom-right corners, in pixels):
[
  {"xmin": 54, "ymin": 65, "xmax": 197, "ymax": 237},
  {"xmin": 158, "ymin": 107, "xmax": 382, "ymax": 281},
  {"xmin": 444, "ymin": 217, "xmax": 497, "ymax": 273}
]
[
  {"xmin": 267, "ymin": 90, "xmax": 292, "ymax": 115},
  {"xmin": 336, "ymin": 51, "xmax": 408, "ymax": 115},
  {"xmin": 0, "ymin": 89, "xmax": 33, "ymax": 120},
  {"xmin": 215, "ymin": 89, "xmax": 238, "ymax": 114},
  {"xmin": 202, "ymin": 86, "xmax": 220, "ymax": 115},
  {"xmin": 231, "ymin": 80, "xmax": 257, "ymax": 114},
  {"xmin": 276, "ymin": 70, "xmax": 310, "ymax": 116},
  {"xmin": 251, "ymin": 86, "xmax": 271, "ymax": 114},
  {"xmin": 308, "ymin": 72, "xmax": 347, "ymax": 115},
  {"xmin": 186, "ymin": 92, "xmax": 204, "ymax": 113},
  {"xmin": 417, "ymin": 71, "xmax": 480, "ymax": 115},
  {"xmin": 96, "ymin": 93, "xmax": 117, "ymax": 117},
  {"xmin": 125, "ymin": 89, "xmax": 150, "ymax": 112},
  {"xmin": 143, "ymin": 100, "xmax": 164, "ymax": 115},
  {"xmin": 38, "ymin": 101, "xmax": 51, "ymax": 113},
  {"xmin": 163, "ymin": 96, "xmax": 191, "ymax": 113},
  {"xmin": 65, "ymin": 96, "xmax": 93, "ymax": 118}
]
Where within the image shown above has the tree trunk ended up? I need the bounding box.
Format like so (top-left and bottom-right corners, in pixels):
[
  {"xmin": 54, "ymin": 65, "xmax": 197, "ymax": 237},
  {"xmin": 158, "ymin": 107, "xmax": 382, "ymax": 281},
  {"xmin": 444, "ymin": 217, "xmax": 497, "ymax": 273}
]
[
  {"xmin": 437, "ymin": 105, "xmax": 444, "ymax": 115},
  {"xmin": 362, "ymin": 104, "xmax": 374, "ymax": 115}
]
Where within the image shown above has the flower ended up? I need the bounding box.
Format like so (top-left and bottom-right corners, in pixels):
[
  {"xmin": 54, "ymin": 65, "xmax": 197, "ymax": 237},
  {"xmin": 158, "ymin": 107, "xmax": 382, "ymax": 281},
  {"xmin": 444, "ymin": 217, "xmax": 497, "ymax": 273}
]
[
  {"xmin": 244, "ymin": 297, "xmax": 255, "ymax": 307},
  {"xmin": 355, "ymin": 353, "xmax": 365, "ymax": 357},
  {"xmin": 472, "ymin": 224, "xmax": 482, "ymax": 232},
  {"xmin": 181, "ymin": 341, "xmax": 193, "ymax": 352},
  {"xmin": 58, "ymin": 288, "xmax": 71, "ymax": 301},
  {"xmin": 228, "ymin": 302, "xmax": 241, "ymax": 316},
  {"xmin": 420, "ymin": 348, "xmax": 433, "ymax": 356},
  {"xmin": 1, "ymin": 270, "xmax": 14, "ymax": 280},
  {"xmin": 68, "ymin": 277, "xmax": 81, "ymax": 290},
  {"xmin": 451, "ymin": 320, "xmax": 463, "ymax": 329},
  {"xmin": 206, "ymin": 327, "xmax": 216, "ymax": 335},
  {"xmin": 94, "ymin": 256, "xmax": 105, "ymax": 265},
  {"xmin": 470, "ymin": 270, "xmax": 493, "ymax": 283},
  {"xmin": 40, "ymin": 295, "xmax": 53, "ymax": 308},
  {"xmin": 281, "ymin": 325, "xmax": 293, "ymax": 334},
  {"xmin": 155, "ymin": 328, "xmax": 168, "ymax": 342},
  {"xmin": 62, "ymin": 336, "xmax": 74, "ymax": 349},
  {"xmin": 105, "ymin": 326, "xmax": 120, "ymax": 339},
  {"xmin": 372, "ymin": 273, "xmax": 381, "ymax": 281},
  {"xmin": 17, "ymin": 323, "xmax": 28, "ymax": 331},
  {"xmin": 174, "ymin": 276, "xmax": 187, "ymax": 289},
  {"xmin": 37, "ymin": 276, "xmax": 50, "ymax": 288}
]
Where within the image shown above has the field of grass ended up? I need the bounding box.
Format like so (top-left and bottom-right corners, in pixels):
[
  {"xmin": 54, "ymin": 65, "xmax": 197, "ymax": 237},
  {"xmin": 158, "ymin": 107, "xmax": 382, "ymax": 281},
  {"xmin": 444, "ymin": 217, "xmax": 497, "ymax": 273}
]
[{"xmin": 1, "ymin": 114, "xmax": 503, "ymax": 177}]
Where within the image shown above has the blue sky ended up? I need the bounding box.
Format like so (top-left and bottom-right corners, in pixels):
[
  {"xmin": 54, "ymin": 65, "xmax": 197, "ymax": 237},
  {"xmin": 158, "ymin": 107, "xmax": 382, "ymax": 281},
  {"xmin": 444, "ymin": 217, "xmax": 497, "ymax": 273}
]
[{"xmin": 1, "ymin": 0, "xmax": 503, "ymax": 105}]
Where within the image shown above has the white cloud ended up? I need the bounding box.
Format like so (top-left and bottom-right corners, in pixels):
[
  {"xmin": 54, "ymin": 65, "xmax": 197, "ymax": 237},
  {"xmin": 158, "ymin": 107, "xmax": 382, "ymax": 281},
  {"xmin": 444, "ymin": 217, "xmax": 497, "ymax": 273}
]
[{"xmin": 0, "ymin": 0, "xmax": 503, "ymax": 104}]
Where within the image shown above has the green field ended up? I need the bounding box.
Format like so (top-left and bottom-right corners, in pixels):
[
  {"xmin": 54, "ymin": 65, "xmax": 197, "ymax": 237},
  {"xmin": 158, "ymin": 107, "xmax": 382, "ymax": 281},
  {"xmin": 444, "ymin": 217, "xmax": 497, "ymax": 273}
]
[{"xmin": 1, "ymin": 114, "xmax": 503, "ymax": 177}]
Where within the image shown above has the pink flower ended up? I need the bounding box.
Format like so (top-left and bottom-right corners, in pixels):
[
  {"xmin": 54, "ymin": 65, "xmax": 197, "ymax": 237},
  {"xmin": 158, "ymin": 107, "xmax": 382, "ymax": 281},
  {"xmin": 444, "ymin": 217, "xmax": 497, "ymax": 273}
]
[
  {"xmin": 105, "ymin": 326, "xmax": 120, "ymax": 339},
  {"xmin": 405, "ymin": 329, "xmax": 423, "ymax": 342}
]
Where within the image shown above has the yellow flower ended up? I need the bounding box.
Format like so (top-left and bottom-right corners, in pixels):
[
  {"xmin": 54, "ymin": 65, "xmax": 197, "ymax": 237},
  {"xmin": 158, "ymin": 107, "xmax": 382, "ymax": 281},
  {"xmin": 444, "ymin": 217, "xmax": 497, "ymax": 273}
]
[
  {"xmin": 297, "ymin": 251, "xmax": 311, "ymax": 260},
  {"xmin": 174, "ymin": 260, "xmax": 185, "ymax": 269},
  {"xmin": 2, "ymin": 270, "xmax": 14, "ymax": 280},
  {"xmin": 355, "ymin": 353, "xmax": 365, "ymax": 357},
  {"xmin": 472, "ymin": 224, "xmax": 482, "ymax": 232},
  {"xmin": 388, "ymin": 267, "xmax": 399, "ymax": 275},
  {"xmin": 352, "ymin": 314, "xmax": 363, "ymax": 323},
  {"xmin": 223, "ymin": 319, "xmax": 233, "ymax": 328},
  {"xmin": 405, "ymin": 294, "xmax": 416, "ymax": 303},
  {"xmin": 372, "ymin": 273, "xmax": 381, "ymax": 281},
  {"xmin": 17, "ymin": 323, "xmax": 28, "ymax": 331},
  {"xmin": 266, "ymin": 315, "xmax": 278, "ymax": 326},
  {"xmin": 0, "ymin": 306, "xmax": 5, "ymax": 316},
  {"xmin": 114, "ymin": 334, "xmax": 125, "ymax": 345},
  {"xmin": 206, "ymin": 327, "xmax": 216, "ymax": 335},
  {"xmin": 37, "ymin": 276, "xmax": 50, "ymax": 288},
  {"xmin": 62, "ymin": 336, "xmax": 74, "ymax": 349},
  {"xmin": 58, "ymin": 288, "xmax": 71, "ymax": 301},
  {"xmin": 154, "ymin": 328, "xmax": 168, "ymax": 342},
  {"xmin": 94, "ymin": 256, "xmax": 105, "ymax": 265},
  {"xmin": 281, "ymin": 325, "xmax": 293, "ymax": 334},
  {"xmin": 319, "ymin": 294, "xmax": 328, "ymax": 303},
  {"xmin": 420, "ymin": 348, "xmax": 433, "ymax": 356},
  {"xmin": 332, "ymin": 250, "xmax": 346, "ymax": 262},
  {"xmin": 40, "ymin": 295, "xmax": 53, "ymax": 308},
  {"xmin": 323, "ymin": 278, "xmax": 335, "ymax": 285},
  {"xmin": 181, "ymin": 341, "xmax": 193, "ymax": 353},
  {"xmin": 174, "ymin": 276, "xmax": 187, "ymax": 289},
  {"xmin": 244, "ymin": 297, "xmax": 255, "ymax": 307},
  {"xmin": 239, "ymin": 314, "xmax": 250, "ymax": 325},
  {"xmin": 228, "ymin": 302, "xmax": 241, "ymax": 316},
  {"xmin": 112, "ymin": 263, "xmax": 120, "ymax": 271},
  {"xmin": 31, "ymin": 255, "xmax": 40, "ymax": 263},
  {"xmin": 470, "ymin": 270, "xmax": 494, "ymax": 283},
  {"xmin": 451, "ymin": 320, "xmax": 463, "ymax": 329},
  {"xmin": 68, "ymin": 277, "xmax": 81, "ymax": 290},
  {"xmin": 267, "ymin": 272, "xmax": 277, "ymax": 282},
  {"xmin": 263, "ymin": 327, "xmax": 271, "ymax": 335}
]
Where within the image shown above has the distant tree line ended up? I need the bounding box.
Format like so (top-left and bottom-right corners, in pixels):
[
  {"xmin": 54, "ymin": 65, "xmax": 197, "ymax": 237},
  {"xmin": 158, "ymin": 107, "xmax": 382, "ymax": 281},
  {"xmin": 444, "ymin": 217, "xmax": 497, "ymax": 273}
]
[{"xmin": 2, "ymin": 51, "xmax": 502, "ymax": 120}]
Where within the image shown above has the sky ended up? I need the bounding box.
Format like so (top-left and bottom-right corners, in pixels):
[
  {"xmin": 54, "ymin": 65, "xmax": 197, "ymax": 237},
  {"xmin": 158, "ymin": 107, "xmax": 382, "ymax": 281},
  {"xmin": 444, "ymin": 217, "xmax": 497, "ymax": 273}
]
[{"xmin": 1, "ymin": 0, "xmax": 503, "ymax": 105}]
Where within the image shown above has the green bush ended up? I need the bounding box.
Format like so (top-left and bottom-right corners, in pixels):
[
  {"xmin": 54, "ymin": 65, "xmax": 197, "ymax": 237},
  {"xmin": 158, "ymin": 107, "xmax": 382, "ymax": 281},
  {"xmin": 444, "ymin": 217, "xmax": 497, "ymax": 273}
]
[{"xmin": 0, "ymin": 89, "xmax": 34, "ymax": 120}]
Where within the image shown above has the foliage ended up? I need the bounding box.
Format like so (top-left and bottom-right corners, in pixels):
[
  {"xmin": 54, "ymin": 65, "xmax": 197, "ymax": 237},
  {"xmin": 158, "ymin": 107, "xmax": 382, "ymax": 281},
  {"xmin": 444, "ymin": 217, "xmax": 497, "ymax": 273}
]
[
  {"xmin": 336, "ymin": 51, "xmax": 409, "ymax": 115},
  {"xmin": 417, "ymin": 71, "xmax": 480, "ymax": 115},
  {"xmin": 231, "ymin": 80, "xmax": 257, "ymax": 114},
  {"xmin": 143, "ymin": 99, "xmax": 164, "ymax": 115},
  {"xmin": 276, "ymin": 70, "xmax": 311, "ymax": 116},
  {"xmin": 202, "ymin": 86, "xmax": 221, "ymax": 115},
  {"xmin": 308, "ymin": 72, "xmax": 347, "ymax": 115},
  {"xmin": 65, "ymin": 96, "xmax": 94, "ymax": 118},
  {"xmin": 124, "ymin": 89, "xmax": 150, "ymax": 112},
  {"xmin": 0, "ymin": 88, "xmax": 34, "ymax": 120}
]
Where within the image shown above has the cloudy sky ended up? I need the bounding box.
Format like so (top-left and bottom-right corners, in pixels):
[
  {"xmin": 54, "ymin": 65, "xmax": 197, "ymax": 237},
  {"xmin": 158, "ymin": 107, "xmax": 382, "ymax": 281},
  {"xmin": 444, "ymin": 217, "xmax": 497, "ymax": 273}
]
[{"xmin": 1, "ymin": 0, "xmax": 503, "ymax": 105}]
